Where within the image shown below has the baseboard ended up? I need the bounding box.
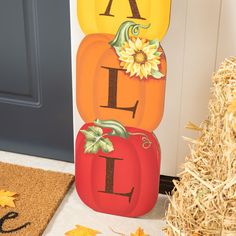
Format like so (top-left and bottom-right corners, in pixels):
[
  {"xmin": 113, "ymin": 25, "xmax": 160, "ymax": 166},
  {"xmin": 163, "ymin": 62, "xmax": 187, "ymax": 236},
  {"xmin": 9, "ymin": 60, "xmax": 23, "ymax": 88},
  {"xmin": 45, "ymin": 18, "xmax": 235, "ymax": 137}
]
[{"xmin": 159, "ymin": 175, "xmax": 179, "ymax": 195}]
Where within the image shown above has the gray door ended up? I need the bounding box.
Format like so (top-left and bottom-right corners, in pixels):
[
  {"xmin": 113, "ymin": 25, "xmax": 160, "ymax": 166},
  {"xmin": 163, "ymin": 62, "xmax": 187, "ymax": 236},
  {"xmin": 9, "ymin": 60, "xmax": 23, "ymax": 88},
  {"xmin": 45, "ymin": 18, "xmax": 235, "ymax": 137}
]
[{"xmin": 0, "ymin": 0, "xmax": 74, "ymax": 162}]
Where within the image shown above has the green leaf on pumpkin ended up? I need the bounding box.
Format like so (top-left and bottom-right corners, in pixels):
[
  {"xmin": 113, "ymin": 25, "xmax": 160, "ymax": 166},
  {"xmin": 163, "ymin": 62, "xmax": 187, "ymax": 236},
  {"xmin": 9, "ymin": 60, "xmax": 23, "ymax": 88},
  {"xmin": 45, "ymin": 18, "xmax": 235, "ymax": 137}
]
[
  {"xmin": 80, "ymin": 127, "xmax": 102, "ymax": 141},
  {"xmin": 84, "ymin": 140, "xmax": 100, "ymax": 154},
  {"xmin": 88, "ymin": 126, "xmax": 103, "ymax": 137},
  {"xmin": 99, "ymin": 138, "xmax": 114, "ymax": 153},
  {"xmin": 151, "ymin": 70, "xmax": 164, "ymax": 79},
  {"xmin": 149, "ymin": 39, "xmax": 159, "ymax": 46},
  {"xmin": 154, "ymin": 51, "xmax": 162, "ymax": 57},
  {"xmin": 81, "ymin": 126, "xmax": 114, "ymax": 154}
]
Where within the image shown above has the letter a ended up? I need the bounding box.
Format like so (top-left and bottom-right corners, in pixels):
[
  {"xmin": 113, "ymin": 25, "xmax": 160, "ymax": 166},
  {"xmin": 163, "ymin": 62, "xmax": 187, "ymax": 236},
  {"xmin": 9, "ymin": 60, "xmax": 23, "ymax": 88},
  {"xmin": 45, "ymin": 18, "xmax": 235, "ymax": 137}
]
[{"xmin": 100, "ymin": 0, "xmax": 146, "ymax": 20}]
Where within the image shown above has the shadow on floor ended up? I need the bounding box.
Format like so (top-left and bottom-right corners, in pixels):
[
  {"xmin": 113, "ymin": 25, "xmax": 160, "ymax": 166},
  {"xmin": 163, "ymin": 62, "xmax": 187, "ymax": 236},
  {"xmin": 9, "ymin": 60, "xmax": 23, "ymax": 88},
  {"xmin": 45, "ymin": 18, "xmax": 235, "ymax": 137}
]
[{"xmin": 141, "ymin": 194, "xmax": 170, "ymax": 220}]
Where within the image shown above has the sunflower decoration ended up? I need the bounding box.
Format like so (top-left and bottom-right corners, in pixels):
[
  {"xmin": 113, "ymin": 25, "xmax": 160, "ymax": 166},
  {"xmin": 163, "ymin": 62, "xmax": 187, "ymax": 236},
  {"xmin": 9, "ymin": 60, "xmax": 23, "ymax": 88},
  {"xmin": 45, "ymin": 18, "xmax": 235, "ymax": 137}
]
[{"xmin": 110, "ymin": 21, "xmax": 165, "ymax": 80}]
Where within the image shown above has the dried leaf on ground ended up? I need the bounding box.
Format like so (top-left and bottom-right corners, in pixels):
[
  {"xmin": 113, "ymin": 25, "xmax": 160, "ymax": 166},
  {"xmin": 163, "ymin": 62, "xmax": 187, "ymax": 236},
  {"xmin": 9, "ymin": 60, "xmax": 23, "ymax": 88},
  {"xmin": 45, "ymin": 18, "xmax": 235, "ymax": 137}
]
[
  {"xmin": 131, "ymin": 227, "xmax": 149, "ymax": 236},
  {"xmin": 0, "ymin": 190, "xmax": 17, "ymax": 208},
  {"xmin": 65, "ymin": 225, "xmax": 101, "ymax": 236}
]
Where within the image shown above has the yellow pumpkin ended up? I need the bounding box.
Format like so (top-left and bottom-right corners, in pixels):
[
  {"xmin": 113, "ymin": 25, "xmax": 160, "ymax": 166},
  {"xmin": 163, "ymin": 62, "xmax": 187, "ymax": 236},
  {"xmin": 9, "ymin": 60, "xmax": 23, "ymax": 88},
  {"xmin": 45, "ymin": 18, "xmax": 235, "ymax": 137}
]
[{"xmin": 77, "ymin": 0, "xmax": 171, "ymax": 40}]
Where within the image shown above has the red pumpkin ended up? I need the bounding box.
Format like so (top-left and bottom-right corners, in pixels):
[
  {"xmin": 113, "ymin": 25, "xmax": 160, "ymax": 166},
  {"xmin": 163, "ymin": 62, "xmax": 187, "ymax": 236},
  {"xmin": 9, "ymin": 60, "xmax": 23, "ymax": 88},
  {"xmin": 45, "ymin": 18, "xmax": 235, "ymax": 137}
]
[{"xmin": 75, "ymin": 120, "xmax": 161, "ymax": 217}]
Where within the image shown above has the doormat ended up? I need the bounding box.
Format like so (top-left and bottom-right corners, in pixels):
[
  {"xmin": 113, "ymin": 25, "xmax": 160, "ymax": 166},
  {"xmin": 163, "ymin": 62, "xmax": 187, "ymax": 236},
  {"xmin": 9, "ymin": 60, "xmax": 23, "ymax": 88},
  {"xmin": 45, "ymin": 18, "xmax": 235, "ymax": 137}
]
[{"xmin": 0, "ymin": 162, "xmax": 74, "ymax": 236}]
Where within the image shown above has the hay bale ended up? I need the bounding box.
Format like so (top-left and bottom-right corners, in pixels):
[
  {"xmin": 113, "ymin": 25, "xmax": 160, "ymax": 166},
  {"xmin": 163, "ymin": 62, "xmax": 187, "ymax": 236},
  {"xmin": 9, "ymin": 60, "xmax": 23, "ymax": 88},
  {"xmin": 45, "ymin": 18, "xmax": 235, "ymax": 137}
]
[{"xmin": 164, "ymin": 57, "xmax": 236, "ymax": 236}]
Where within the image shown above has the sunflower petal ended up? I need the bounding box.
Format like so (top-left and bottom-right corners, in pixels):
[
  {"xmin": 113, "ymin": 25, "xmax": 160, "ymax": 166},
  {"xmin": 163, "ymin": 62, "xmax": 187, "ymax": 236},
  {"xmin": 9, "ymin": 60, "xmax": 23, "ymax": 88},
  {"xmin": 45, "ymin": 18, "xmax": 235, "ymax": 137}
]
[
  {"xmin": 128, "ymin": 40, "xmax": 137, "ymax": 51},
  {"xmin": 149, "ymin": 61, "xmax": 159, "ymax": 71},
  {"xmin": 126, "ymin": 62, "xmax": 134, "ymax": 73},
  {"xmin": 119, "ymin": 55, "xmax": 134, "ymax": 63},
  {"xmin": 125, "ymin": 47, "xmax": 135, "ymax": 55},
  {"xmin": 133, "ymin": 63, "xmax": 141, "ymax": 75},
  {"xmin": 147, "ymin": 54, "xmax": 158, "ymax": 60},
  {"xmin": 141, "ymin": 64, "xmax": 148, "ymax": 78},
  {"xmin": 135, "ymin": 38, "xmax": 143, "ymax": 50},
  {"xmin": 144, "ymin": 62, "xmax": 152, "ymax": 75}
]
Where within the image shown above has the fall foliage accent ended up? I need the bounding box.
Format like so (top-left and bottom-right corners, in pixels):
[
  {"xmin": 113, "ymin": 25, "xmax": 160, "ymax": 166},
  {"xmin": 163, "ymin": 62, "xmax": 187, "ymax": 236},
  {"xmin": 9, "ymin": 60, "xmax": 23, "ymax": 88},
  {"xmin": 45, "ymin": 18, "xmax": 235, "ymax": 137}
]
[
  {"xmin": 131, "ymin": 227, "xmax": 149, "ymax": 236},
  {"xmin": 65, "ymin": 225, "xmax": 150, "ymax": 236},
  {"xmin": 164, "ymin": 58, "xmax": 236, "ymax": 235},
  {"xmin": 0, "ymin": 190, "xmax": 17, "ymax": 208},
  {"xmin": 118, "ymin": 37, "xmax": 164, "ymax": 79},
  {"xmin": 65, "ymin": 225, "xmax": 101, "ymax": 236},
  {"xmin": 110, "ymin": 22, "xmax": 164, "ymax": 80}
]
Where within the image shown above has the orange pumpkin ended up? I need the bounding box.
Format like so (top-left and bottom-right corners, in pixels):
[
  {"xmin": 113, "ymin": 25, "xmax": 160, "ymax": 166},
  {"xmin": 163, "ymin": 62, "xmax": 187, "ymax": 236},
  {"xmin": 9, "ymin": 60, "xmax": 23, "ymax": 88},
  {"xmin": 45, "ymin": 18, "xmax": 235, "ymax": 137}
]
[{"xmin": 76, "ymin": 22, "xmax": 167, "ymax": 132}]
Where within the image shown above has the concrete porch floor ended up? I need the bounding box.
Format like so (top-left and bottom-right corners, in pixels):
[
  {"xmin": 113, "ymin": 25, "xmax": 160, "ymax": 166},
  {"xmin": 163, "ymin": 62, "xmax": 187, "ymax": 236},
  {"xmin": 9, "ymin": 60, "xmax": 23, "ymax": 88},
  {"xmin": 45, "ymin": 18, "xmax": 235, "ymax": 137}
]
[{"xmin": 0, "ymin": 150, "xmax": 169, "ymax": 236}]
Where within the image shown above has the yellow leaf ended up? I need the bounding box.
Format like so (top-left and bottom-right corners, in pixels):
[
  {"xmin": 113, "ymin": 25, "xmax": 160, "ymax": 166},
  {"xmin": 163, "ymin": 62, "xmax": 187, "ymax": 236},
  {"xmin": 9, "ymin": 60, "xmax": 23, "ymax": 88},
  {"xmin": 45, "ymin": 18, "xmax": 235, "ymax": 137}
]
[
  {"xmin": 130, "ymin": 227, "xmax": 149, "ymax": 236},
  {"xmin": 0, "ymin": 190, "xmax": 17, "ymax": 208},
  {"xmin": 65, "ymin": 225, "xmax": 101, "ymax": 236}
]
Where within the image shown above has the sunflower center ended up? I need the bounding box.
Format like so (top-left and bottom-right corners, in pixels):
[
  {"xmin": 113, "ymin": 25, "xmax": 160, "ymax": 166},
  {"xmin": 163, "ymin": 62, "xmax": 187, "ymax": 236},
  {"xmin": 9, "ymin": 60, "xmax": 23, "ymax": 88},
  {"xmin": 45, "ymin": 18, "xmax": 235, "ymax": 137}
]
[{"xmin": 133, "ymin": 51, "xmax": 147, "ymax": 64}]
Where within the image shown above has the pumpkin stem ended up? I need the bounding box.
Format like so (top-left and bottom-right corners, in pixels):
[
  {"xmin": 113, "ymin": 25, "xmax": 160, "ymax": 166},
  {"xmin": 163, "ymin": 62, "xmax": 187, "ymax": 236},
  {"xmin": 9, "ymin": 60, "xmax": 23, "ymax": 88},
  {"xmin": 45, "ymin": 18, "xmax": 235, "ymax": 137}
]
[
  {"xmin": 94, "ymin": 119, "xmax": 152, "ymax": 149},
  {"xmin": 109, "ymin": 21, "xmax": 150, "ymax": 49},
  {"xmin": 128, "ymin": 132, "xmax": 152, "ymax": 149},
  {"xmin": 94, "ymin": 119, "xmax": 129, "ymax": 139}
]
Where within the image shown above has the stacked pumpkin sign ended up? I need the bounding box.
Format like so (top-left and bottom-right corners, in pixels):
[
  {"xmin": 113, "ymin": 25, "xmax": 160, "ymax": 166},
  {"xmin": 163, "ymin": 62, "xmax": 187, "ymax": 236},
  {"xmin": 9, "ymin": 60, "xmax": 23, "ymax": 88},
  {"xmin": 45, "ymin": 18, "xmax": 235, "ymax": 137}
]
[{"xmin": 75, "ymin": 0, "xmax": 171, "ymax": 217}]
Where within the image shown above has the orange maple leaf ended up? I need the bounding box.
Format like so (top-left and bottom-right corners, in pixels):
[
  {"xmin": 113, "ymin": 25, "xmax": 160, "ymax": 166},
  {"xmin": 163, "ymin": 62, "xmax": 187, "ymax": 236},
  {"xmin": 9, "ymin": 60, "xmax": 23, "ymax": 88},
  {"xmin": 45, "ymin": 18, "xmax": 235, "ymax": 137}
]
[
  {"xmin": 65, "ymin": 225, "xmax": 101, "ymax": 236},
  {"xmin": 130, "ymin": 227, "xmax": 149, "ymax": 236},
  {"xmin": 0, "ymin": 190, "xmax": 17, "ymax": 208}
]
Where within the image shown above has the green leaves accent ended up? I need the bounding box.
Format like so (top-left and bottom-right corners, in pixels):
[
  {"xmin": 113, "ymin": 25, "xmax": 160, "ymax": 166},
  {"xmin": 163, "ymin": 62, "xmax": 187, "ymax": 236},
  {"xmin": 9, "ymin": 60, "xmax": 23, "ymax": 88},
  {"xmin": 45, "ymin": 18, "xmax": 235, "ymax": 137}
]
[
  {"xmin": 149, "ymin": 39, "xmax": 159, "ymax": 47},
  {"xmin": 99, "ymin": 138, "xmax": 114, "ymax": 153},
  {"xmin": 81, "ymin": 126, "xmax": 102, "ymax": 140},
  {"xmin": 154, "ymin": 51, "xmax": 162, "ymax": 57},
  {"xmin": 151, "ymin": 69, "xmax": 164, "ymax": 79},
  {"xmin": 81, "ymin": 120, "xmax": 131, "ymax": 154},
  {"xmin": 81, "ymin": 126, "xmax": 114, "ymax": 154}
]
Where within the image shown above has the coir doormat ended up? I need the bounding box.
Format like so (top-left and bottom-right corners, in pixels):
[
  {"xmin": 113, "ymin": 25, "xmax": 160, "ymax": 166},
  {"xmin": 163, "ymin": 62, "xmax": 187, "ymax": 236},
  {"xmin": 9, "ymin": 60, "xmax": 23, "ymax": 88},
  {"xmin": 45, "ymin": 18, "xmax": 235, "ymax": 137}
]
[{"xmin": 0, "ymin": 162, "xmax": 74, "ymax": 236}]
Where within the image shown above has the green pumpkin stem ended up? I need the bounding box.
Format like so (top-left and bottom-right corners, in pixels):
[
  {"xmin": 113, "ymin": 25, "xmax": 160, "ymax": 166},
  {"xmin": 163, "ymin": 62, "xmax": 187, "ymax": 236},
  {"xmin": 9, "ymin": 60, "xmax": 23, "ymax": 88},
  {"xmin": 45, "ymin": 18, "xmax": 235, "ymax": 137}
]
[
  {"xmin": 109, "ymin": 21, "xmax": 151, "ymax": 49},
  {"xmin": 94, "ymin": 119, "xmax": 152, "ymax": 149},
  {"xmin": 94, "ymin": 119, "xmax": 129, "ymax": 139}
]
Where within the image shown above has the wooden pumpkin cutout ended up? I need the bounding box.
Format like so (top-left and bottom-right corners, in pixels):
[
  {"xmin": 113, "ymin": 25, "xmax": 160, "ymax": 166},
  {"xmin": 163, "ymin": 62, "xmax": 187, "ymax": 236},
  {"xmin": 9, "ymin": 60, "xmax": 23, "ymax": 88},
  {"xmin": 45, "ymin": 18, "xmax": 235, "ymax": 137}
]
[
  {"xmin": 76, "ymin": 21, "xmax": 167, "ymax": 132},
  {"xmin": 75, "ymin": 120, "xmax": 161, "ymax": 217},
  {"xmin": 77, "ymin": 0, "xmax": 171, "ymax": 41}
]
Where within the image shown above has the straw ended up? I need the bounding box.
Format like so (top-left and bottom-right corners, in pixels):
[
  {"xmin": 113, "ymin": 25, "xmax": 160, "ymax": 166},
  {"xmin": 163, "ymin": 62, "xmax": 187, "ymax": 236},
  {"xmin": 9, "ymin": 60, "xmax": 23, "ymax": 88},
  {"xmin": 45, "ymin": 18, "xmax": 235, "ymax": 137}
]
[{"xmin": 164, "ymin": 57, "xmax": 236, "ymax": 236}]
